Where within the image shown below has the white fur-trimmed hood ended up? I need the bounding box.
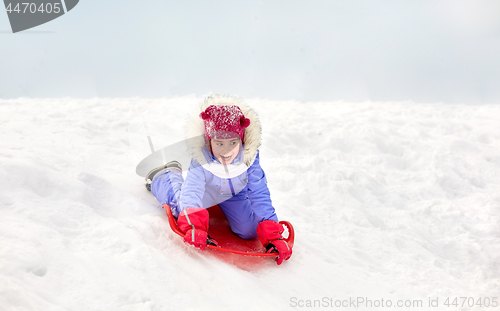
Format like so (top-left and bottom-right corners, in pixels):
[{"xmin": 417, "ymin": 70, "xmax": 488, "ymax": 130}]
[{"xmin": 186, "ymin": 94, "xmax": 262, "ymax": 168}]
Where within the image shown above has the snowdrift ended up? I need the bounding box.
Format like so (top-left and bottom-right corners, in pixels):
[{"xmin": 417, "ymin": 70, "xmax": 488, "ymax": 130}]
[{"xmin": 0, "ymin": 97, "xmax": 499, "ymax": 310}]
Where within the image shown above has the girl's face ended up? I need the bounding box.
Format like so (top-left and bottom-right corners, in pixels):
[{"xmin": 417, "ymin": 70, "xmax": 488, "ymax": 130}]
[{"xmin": 210, "ymin": 138, "xmax": 241, "ymax": 164}]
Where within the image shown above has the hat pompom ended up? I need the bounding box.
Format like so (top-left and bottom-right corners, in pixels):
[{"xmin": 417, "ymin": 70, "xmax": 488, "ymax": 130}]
[
  {"xmin": 200, "ymin": 111, "xmax": 211, "ymax": 120},
  {"xmin": 240, "ymin": 116, "xmax": 250, "ymax": 128}
]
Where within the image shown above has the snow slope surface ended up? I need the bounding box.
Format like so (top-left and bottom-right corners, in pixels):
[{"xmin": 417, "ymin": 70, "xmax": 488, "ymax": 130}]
[{"xmin": 0, "ymin": 97, "xmax": 499, "ymax": 311}]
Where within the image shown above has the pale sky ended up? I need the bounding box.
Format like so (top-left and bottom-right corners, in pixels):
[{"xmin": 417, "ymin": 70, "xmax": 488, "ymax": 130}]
[{"xmin": 1, "ymin": 0, "xmax": 499, "ymax": 103}]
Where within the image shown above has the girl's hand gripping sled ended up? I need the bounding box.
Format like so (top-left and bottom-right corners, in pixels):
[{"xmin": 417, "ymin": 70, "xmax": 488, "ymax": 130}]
[{"xmin": 163, "ymin": 204, "xmax": 294, "ymax": 258}]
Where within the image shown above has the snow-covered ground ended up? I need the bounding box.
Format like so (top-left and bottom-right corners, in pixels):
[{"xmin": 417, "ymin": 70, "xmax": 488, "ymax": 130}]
[{"xmin": 1, "ymin": 97, "xmax": 499, "ymax": 311}]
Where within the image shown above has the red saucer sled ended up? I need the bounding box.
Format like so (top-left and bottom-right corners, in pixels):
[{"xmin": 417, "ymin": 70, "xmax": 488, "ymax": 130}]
[{"xmin": 162, "ymin": 203, "xmax": 294, "ymax": 266}]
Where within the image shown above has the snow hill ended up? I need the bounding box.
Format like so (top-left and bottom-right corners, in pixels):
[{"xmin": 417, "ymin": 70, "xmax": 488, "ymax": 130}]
[{"xmin": 1, "ymin": 97, "xmax": 499, "ymax": 311}]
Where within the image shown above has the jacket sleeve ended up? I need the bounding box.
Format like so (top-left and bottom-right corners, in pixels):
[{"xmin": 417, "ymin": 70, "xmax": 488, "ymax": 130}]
[
  {"xmin": 247, "ymin": 151, "xmax": 278, "ymax": 222},
  {"xmin": 179, "ymin": 159, "xmax": 207, "ymax": 211}
]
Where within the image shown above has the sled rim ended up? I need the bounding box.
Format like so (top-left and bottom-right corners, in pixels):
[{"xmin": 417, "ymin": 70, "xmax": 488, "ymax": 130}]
[{"xmin": 163, "ymin": 204, "xmax": 294, "ymax": 257}]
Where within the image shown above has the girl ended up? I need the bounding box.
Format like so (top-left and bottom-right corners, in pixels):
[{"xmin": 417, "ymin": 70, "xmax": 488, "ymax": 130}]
[{"xmin": 147, "ymin": 94, "xmax": 292, "ymax": 265}]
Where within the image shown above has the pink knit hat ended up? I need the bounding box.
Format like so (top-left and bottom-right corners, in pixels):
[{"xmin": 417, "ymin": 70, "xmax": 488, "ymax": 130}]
[{"xmin": 200, "ymin": 105, "xmax": 251, "ymax": 143}]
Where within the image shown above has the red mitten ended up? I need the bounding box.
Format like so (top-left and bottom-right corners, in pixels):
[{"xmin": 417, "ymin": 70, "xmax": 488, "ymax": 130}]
[
  {"xmin": 265, "ymin": 240, "xmax": 292, "ymax": 265},
  {"xmin": 177, "ymin": 207, "xmax": 210, "ymax": 250},
  {"xmin": 257, "ymin": 220, "xmax": 293, "ymax": 265}
]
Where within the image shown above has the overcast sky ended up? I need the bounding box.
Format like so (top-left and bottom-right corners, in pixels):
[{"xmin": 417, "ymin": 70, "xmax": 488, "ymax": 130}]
[{"xmin": 1, "ymin": 0, "xmax": 499, "ymax": 103}]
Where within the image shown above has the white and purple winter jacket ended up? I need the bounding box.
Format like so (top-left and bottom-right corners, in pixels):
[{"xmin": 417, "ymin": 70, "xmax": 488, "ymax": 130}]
[{"xmin": 179, "ymin": 147, "xmax": 278, "ymax": 222}]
